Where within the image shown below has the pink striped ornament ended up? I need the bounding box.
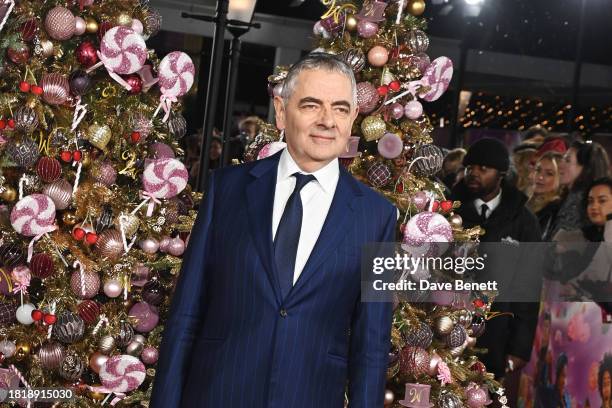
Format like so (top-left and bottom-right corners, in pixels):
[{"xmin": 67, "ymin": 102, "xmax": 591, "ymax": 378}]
[
  {"xmin": 142, "ymin": 158, "xmax": 188, "ymax": 199},
  {"xmin": 99, "ymin": 354, "xmax": 145, "ymax": 393},
  {"xmin": 10, "ymin": 194, "xmax": 56, "ymax": 237}
]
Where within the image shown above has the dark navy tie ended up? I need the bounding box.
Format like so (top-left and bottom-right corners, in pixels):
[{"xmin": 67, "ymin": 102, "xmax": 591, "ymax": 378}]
[{"xmin": 274, "ymin": 172, "xmax": 316, "ymax": 300}]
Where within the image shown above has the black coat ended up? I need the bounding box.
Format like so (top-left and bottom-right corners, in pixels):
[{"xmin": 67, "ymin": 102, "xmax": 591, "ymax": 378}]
[
  {"xmin": 451, "ymin": 181, "xmax": 542, "ymax": 378},
  {"xmin": 535, "ymin": 200, "xmax": 561, "ymax": 242}
]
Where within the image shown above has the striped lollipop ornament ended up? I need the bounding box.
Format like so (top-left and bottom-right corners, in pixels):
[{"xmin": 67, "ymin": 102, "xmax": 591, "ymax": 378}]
[
  {"xmin": 99, "ymin": 354, "xmax": 146, "ymax": 393},
  {"xmin": 153, "ymin": 51, "xmax": 194, "ymax": 122}
]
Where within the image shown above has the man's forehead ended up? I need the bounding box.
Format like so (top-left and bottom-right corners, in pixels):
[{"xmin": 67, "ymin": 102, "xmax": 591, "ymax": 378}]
[{"xmin": 293, "ymin": 69, "xmax": 353, "ymax": 94}]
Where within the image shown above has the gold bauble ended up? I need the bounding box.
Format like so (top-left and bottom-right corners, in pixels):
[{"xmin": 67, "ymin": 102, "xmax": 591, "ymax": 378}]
[
  {"xmin": 96, "ymin": 229, "xmax": 124, "ymax": 260},
  {"xmin": 40, "ymin": 40, "xmax": 54, "ymax": 58},
  {"xmin": 62, "ymin": 211, "xmax": 77, "ymax": 226},
  {"xmin": 87, "ymin": 123, "xmax": 112, "ymax": 150},
  {"xmin": 114, "ymin": 213, "xmax": 140, "ymax": 237},
  {"xmin": 361, "ymin": 115, "xmax": 387, "ymax": 141},
  {"xmin": 80, "ymin": 151, "xmax": 91, "ymax": 168},
  {"xmin": 89, "ymin": 386, "xmax": 105, "ymax": 401},
  {"xmin": 345, "ymin": 14, "xmax": 358, "ymax": 31},
  {"xmin": 116, "ymin": 13, "xmax": 132, "ymax": 27},
  {"xmin": 98, "ymin": 335, "xmax": 115, "ymax": 354},
  {"xmin": 449, "ymin": 213, "xmax": 463, "ymax": 228},
  {"xmin": 85, "ymin": 18, "xmax": 98, "ymax": 33},
  {"xmin": 407, "ymin": 0, "xmax": 426, "ymax": 16},
  {"xmin": 0, "ymin": 186, "xmax": 17, "ymax": 202},
  {"xmin": 15, "ymin": 342, "xmax": 31, "ymax": 360},
  {"xmin": 434, "ymin": 316, "xmax": 455, "ymax": 336}
]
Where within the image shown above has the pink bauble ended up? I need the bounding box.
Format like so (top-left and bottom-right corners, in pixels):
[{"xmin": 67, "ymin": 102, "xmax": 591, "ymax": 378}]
[
  {"xmin": 167, "ymin": 237, "xmax": 185, "ymax": 256},
  {"xmin": 404, "ymin": 100, "xmax": 423, "ymax": 119},
  {"xmin": 10, "ymin": 194, "xmax": 56, "ymax": 237},
  {"xmin": 367, "ymin": 45, "xmax": 389, "ymax": 67},
  {"xmin": 377, "ymin": 133, "xmax": 403, "ymax": 159},
  {"xmin": 103, "ymin": 279, "xmax": 123, "ymax": 298},
  {"xmin": 150, "ymin": 143, "xmax": 175, "ymax": 159},
  {"xmin": 402, "ymin": 211, "xmax": 452, "ymax": 257},
  {"xmin": 466, "ymin": 386, "xmax": 492, "ymax": 408},
  {"xmin": 158, "ymin": 236, "xmax": 171, "ymax": 252},
  {"xmin": 312, "ymin": 21, "xmax": 330, "ymax": 38},
  {"xmin": 43, "ymin": 179, "xmax": 73, "ymax": 210},
  {"xmin": 100, "ymin": 27, "xmax": 147, "ymax": 75},
  {"xmin": 158, "ymin": 51, "xmax": 195, "ymax": 98},
  {"xmin": 90, "ymin": 351, "xmax": 109, "ymax": 374},
  {"xmin": 128, "ymin": 302, "xmax": 159, "ymax": 333},
  {"xmin": 74, "ymin": 17, "xmax": 87, "ymax": 36},
  {"xmin": 357, "ymin": 20, "xmax": 378, "ymax": 38},
  {"xmin": 411, "ymin": 192, "xmax": 428, "ymax": 211},
  {"xmin": 140, "ymin": 346, "xmax": 158, "ymax": 365},
  {"xmin": 414, "ymin": 52, "xmax": 431, "ymax": 73},
  {"xmin": 132, "ymin": 264, "xmax": 150, "ymax": 287},
  {"xmin": 356, "ymin": 82, "xmax": 379, "ymax": 114},
  {"xmin": 142, "ymin": 158, "xmax": 188, "ymax": 199},
  {"xmin": 93, "ymin": 162, "xmax": 117, "ymax": 186},
  {"xmin": 70, "ymin": 270, "xmax": 100, "ymax": 299},
  {"xmin": 390, "ymin": 103, "xmax": 404, "ymax": 120},
  {"xmin": 45, "ymin": 6, "xmax": 75, "ymax": 41},
  {"xmin": 38, "ymin": 342, "xmax": 65, "ymax": 369},
  {"xmin": 41, "ymin": 73, "xmax": 70, "ymax": 105},
  {"xmin": 272, "ymin": 83, "xmax": 283, "ymax": 98},
  {"xmin": 100, "ymin": 354, "xmax": 146, "ymax": 393},
  {"xmin": 131, "ymin": 19, "xmax": 144, "ymax": 35},
  {"xmin": 139, "ymin": 238, "xmax": 159, "ymax": 254}
]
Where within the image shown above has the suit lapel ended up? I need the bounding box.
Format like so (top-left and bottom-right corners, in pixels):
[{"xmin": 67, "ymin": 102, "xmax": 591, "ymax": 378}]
[
  {"xmin": 246, "ymin": 152, "xmax": 283, "ymax": 306},
  {"xmin": 288, "ymin": 167, "xmax": 360, "ymax": 299}
]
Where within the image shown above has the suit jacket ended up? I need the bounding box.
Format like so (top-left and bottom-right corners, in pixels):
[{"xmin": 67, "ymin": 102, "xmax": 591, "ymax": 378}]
[{"xmin": 150, "ymin": 151, "xmax": 397, "ymax": 408}]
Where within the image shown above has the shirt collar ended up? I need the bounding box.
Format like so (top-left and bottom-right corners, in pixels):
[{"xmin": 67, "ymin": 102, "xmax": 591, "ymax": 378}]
[
  {"xmin": 474, "ymin": 190, "xmax": 502, "ymax": 213},
  {"xmin": 277, "ymin": 148, "xmax": 339, "ymax": 194}
]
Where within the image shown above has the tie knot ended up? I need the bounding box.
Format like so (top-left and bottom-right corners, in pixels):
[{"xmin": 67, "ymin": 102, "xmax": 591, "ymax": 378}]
[{"xmin": 292, "ymin": 172, "xmax": 316, "ymax": 193}]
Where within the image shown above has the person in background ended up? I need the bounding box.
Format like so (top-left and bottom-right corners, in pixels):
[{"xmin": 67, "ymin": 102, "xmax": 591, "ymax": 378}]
[
  {"xmin": 527, "ymin": 151, "xmax": 564, "ymax": 241},
  {"xmin": 512, "ymin": 144, "xmax": 538, "ymax": 198},
  {"xmin": 550, "ymin": 353, "xmax": 571, "ymax": 408},
  {"xmin": 439, "ymin": 148, "xmax": 466, "ymax": 190},
  {"xmin": 523, "ymin": 126, "xmax": 549, "ymax": 145},
  {"xmin": 552, "ymin": 140, "xmax": 610, "ymax": 238},
  {"xmin": 599, "ymin": 354, "xmax": 612, "ymax": 408},
  {"xmin": 188, "ymin": 136, "xmax": 223, "ymax": 184},
  {"xmin": 227, "ymin": 115, "xmax": 262, "ymax": 161}
]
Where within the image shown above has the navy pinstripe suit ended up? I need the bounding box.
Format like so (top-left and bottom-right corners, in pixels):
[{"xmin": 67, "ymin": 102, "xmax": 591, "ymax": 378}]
[{"xmin": 150, "ymin": 150, "xmax": 396, "ymax": 408}]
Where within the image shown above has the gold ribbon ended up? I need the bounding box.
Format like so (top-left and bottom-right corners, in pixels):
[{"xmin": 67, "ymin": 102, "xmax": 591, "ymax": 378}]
[
  {"xmin": 486, "ymin": 311, "xmax": 514, "ymax": 321},
  {"xmin": 321, "ymin": 1, "xmax": 357, "ymax": 23}
]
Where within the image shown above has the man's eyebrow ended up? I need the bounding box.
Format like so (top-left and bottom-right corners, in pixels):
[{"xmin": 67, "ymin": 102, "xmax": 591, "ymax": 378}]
[
  {"xmin": 331, "ymin": 100, "xmax": 351, "ymax": 109},
  {"xmin": 298, "ymin": 97, "xmax": 323, "ymax": 105}
]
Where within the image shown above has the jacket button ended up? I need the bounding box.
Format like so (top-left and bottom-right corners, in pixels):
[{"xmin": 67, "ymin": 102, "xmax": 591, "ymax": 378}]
[{"xmin": 279, "ymin": 309, "xmax": 287, "ymax": 318}]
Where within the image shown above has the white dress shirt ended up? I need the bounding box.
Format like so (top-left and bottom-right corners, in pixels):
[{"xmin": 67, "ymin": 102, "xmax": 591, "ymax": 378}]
[
  {"xmin": 474, "ymin": 190, "xmax": 502, "ymax": 219},
  {"xmin": 272, "ymin": 148, "xmax": 339, "ymax": 284}
]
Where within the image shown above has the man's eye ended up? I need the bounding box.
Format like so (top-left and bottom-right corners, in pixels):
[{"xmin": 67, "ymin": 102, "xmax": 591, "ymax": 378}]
[
  {"xmin": 335, "ymin": 107, "xmax": 349, "ymax": 114},
  {"xmin": 302, "ymin": 104, "xmax": 318, "ymax": 110}
]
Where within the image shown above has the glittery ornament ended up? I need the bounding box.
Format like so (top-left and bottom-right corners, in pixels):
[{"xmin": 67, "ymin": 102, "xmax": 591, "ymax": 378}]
[
  {"xmin": 114, "ymin": 213, "xmax": 139, "ymax": 237},
  {"xmin": 0, "ymin": 302, "xmax": 18, "ymax": 325},
  {"xmin": 41, "ymin": 73, "xmax": 70, "ymax": 105},
  {"xmin": 399, "ymin": 345, "xmax": 430, "ymax": 377},
  {"xmin": 434, "ymin": 316, "xmax": 454, "ymax": 336},
  {"xmin": 407, "ymin": 0, "xmax": 426, "ymax": 16},
  {"xmin": 36, "ymin": 157, "xmax": 62, "ymax": 183},
  {"xmin": 390, "ymin": 103, "xmax": 404, "ymax": 120},
  {"xmin": 404, "ymin": 100, "xmax": 423, "ymax": 119},
  {"xmin": 361, "ymin": 115, "xmax": 386, "ymax": 141},
  {"xmin": 405, "ymin": 29, "xmax": 429, "ymax": 54},
  {"xmin": 30, "ymin": 253, "xmax": 55, "ymax": 279},
  {"xmin": 87, "ymin": 123, "xmax": 112, "ymax": 150},
  {"xmin": 116, "ymin": 13, "xmax": 133, "ymax": 27},
  {"xmin": 129, "ymin": 112, "xmax": 154, "ymax": 136},
  {"xmin": 20, "ymin": 19, "xmax": 38, "ymax": 42},
  {"xmin": 71, "ymin": 270, "xmax": 100, "ymax": 299},
  {"xmin": 59, "ymin": 353, "xmax": 84, "ymax": 381},
  {"xmin": 356, "ymin": 20, "xmax": 378, "ymax": 38},
  {"xmin": 141, "ymin": 346, "xmax": 158, "ymax": 364},
  {"xmin": 167, "ymin": 114, "xmax": 187, "ymax": 139},
  {"xmin": 367, "ymin": 162, "xmax": 392, "ymax": 188},
  {"xmin": 76, "ymin": 41, "xmax": 98, "ymax": 68},
  {"xmin": 367, "ymin": 45, "xmax": 389, "ymax": 67},
  {"xmin": 91, "ymin": 162, "xmax": 117, "ymax": 186},
  {"xmin": 7, "ymin": 42, "xmax": 30, "ymax": 64},
  {"xmin": 89, "ymin": 352, "xmax": 108, "ymax": 374},
  {"xmin": 139, "ymin": 237, "xmax": 159, "ymax": 254},
  {"xmin": 78, "ymin": 300, "xmax": 100, "ymax": 324},
  {"xmin": 116, "ymin": 321, "xmax": 134, "ymax": 347},
  {"xmin": 45, "ymin": 6, "xmax": 75, "ymax": 40},
  {"xmin": 38, "ymin": 342, "xmax": 65, "ymax": 369},
  {"xmin": 340, "ymin": 48, "xmax": 366, "ymax": 73},
  {"xmin": 142, "ymin": 279, "xmax": 165, "ymax": 305},
  {"xmin": 404, "ymin": 322, "xmax": 433, "ymax": 349},
  {"xmin": 53, "ymin": 312, "xmax": 85, "ymax": 344},
  {"xmin": 0, "ymin": 339, "xmax": 16, "ymax": 358},
  {"xmin": 6, "ymin": 137, "xmax": 39, "ymax": 167},
  {"xmin": 466, "ymin": 384, "xmax": 492, "ymax": 408},
  {"xmin": 99, "ymin": 335, "xmax": 116, "ymax": 354},
  {"xmin": 411, "ymin": 144, "xmax": 443, "ymax": 177},
  {"xmin": 43, "ymin": 179, "xmax": 72, "ymax": 210},
  {"xmin": 469, "ymin": 314, "xmax": 486, "ymax": 338},
  {"xmin": 69, "ymin": 70, "xmax": 92, "ymax": 96},
  {"xmin": 0, "ymin": 243, "xmax": 25, "ymax": 268},
  {"xmin": 444, "ymin": 324, "xmax": 467, "ymax": 348},
  {"xmin": 438, "ymin": 391, "xmax": 464, "ymax": 408},
  {"xmin": 13, "ymin": 106, "xmax": 39, "ymax": 134},
  {"xmin": 96, "ymin": 229, "xmax": 124, "ymax": 260},
  {"xmin": 143, "ymin": 8, "xmax": 162, "ymax": 38},
  {"xmin": 356, "ymin": 82, "xmax": 379, "ymax": 114}
]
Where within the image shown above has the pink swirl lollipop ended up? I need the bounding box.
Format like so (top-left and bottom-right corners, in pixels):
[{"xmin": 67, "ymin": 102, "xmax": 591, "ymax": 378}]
[
  {"xmin": 99, "ymin": 355, "xmax": 145, "ymax": 393},
  {"xmin": 420, "ymin": 56, "xmax": 453, "ymax": 102},
  {"xmin": 401, "ymin": 211, "xmax": 452, "ymax": 257},
  {"xmin": 99, "ymin": 26, "xmax": 147, "ymax": 75},
  {"xmin": 158, "ymin": 51, "xmax": 195, "ymax": 98},
  {"xmin": 142, "ymin": 158, "xmax": 188, "ymax": 199},
  {"xmin": 10, "ymin": 194, "xmax": 56, "ymax": 237}
]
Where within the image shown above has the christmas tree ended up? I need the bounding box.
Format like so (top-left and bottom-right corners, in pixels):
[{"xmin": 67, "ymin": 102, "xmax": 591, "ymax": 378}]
[
  {"xmin": 0, "ymin": 0, "xmax": 197, "ymax": 405},
  {"xmin": 247, "ymin": 1, "xmax": 510, "ymax": 407}
]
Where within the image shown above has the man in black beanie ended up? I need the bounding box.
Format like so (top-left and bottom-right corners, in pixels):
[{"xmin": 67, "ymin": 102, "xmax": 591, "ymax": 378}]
[{"xmin": 451, "ymin": 137, "xmax": 541, "ymax": 407}]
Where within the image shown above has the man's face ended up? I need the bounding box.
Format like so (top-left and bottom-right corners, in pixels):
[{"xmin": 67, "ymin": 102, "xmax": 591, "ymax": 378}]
[
  {"xmin": 273, "ymin": 69, "xmax": 358, "ymax": 169},
  {"xmin": 603, "ymin": 371, "xmax": 611, "ymax": 401},
  {"xmin": 464, "ymin": 165, "xmax": 502, "ymax": 198}
]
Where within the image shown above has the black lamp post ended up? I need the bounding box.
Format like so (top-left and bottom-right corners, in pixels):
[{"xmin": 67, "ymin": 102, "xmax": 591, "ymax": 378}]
[{"xmin": 182, "ymin": 0, "xmax": 259, "ymax": 192}]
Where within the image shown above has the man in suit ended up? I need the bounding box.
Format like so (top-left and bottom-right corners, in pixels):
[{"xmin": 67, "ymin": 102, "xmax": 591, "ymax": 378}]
[{"xmin": 150, "ymin": 53, "xmax": 397, "ymax": 408}]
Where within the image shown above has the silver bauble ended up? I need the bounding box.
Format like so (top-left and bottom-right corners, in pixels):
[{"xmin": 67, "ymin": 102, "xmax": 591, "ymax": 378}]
[
  {"xmin": 98, "ymin": 335, "xmax": 116, "ymax": 354},
  {"xmin": 405, "ymin": 29, "xmax": 430, "ymax": 54},
  {"xmin": 167, "ymin": 114, "xmax": 187, "ymax": 139},
  {"xmin": 411, "ymin": 144, "xmax": 443, "ymax": 177},
  {"xmin": 53, "ymin": 312, "xmax": 85, "ymax": 344},
  {"xmin": 14, "ymin": 106, "xmax": 39, "ymax": 134},
  {"xmin": 43, "ymin": 179, "xmax": 73, "ymax": 210},
  {"xmin": 6, "ymin": 137, "xmax": 39, "ymax": 167},
  {"xmin": 38, "ymin": 342, "xmax": 65, "ymax": 369},
  {"xmin": 340, "ymin": 48, "xmax": 366, "ymax": 73},
  {"xmin": 58, "ymin": 353, "xmax": 84, "ymax": 381},
  {"xmin": 115, "ymin": 321, "xmax": 134, "ymax": 347}
]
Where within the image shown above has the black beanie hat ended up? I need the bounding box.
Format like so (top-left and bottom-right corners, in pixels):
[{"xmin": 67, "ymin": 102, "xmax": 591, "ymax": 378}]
[{"xmin": 463, "ymin": 138, "xmax": 510, "ymax": 172}]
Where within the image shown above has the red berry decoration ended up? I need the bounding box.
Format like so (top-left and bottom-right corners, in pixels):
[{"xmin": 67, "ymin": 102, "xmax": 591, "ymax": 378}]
[
  {"xmin": 19, "ymin": 81, "xmax": 31, "ymax": 92},
  {"xmin": 73, "ymin": 227, "xmax": 86, "ymax": 240},
  {"xmin": 72, "ymin": 150, "xmax": 82, "ymax": 162},
  {"xmin": 85, "ymin": 232, "xmax": 98, "ymax": 245},
  {"xmin": 377, "ymin": 85, "xmax": 388, "ymax": 96},
  {"xmin": 440, "ymin": 200, "xmax": 453, "ymax": 213},
  {"xmin": 30, "ymin": 253, "xmax": 55, "ymax": 279},
  {"xmin": 473, "ymin": 298, "xmax": 485, "ymax": 308},
  {"xmin": 389, "ymin": 81, "xmax": 401, "ymax": 92},
  {"xmin": 470, "ymin": 361, "xmax": 486, "ymax": 373},
  {"xmin": 43, "ymin": 313, "xmax": 57, "ymax": 325},
  {"xmin": 31, "ymin": 309, "xmax": 43, "ymax": 321},
  {"xmin": 431, "ymin": 200, "xmax": 440, "ymax": 212},
  {"xmin": 0, "ymin": 120, "xmax": 6, "ymax": 129},
  {"xmin": 60, "ymin": 151, "xmax": 72, "ymax": 162},
  {"xmin": 30, "ymin": 85, "xmax": 43, "ymax": 95},
  {"xmin": 75, "ymin": 41, "xmax": 98, "ymax": 68},
  {"xmin": 130, "ymin": 131, "xmax": 141, "ymax": 143},
  {"xmin": 7, "ymin": 119, "xmax": 15, "ymax": 129},
  {"xmin": 124, "ymin": 74, "xmax": 143, "ymax": 94},
  {"xmin": 36, "ymin": 157, "xmax": 62, "ymax": 183}
]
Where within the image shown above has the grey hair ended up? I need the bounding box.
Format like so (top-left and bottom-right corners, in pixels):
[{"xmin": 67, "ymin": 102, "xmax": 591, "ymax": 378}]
[{"xmin": 280, "ymin": 52, "xmax": 358, "ymax": 108}]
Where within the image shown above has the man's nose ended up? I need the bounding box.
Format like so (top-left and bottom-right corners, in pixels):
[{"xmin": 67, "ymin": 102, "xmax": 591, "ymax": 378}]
[{"xmin": 317, "ymin": 106, "xmax": 335, "ymax": 128}]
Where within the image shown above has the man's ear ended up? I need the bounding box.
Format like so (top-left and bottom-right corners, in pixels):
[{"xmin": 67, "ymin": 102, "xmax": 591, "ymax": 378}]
[{"xmin": 273, "ymin": 96, "xmax": 286, "ymax": 130}]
